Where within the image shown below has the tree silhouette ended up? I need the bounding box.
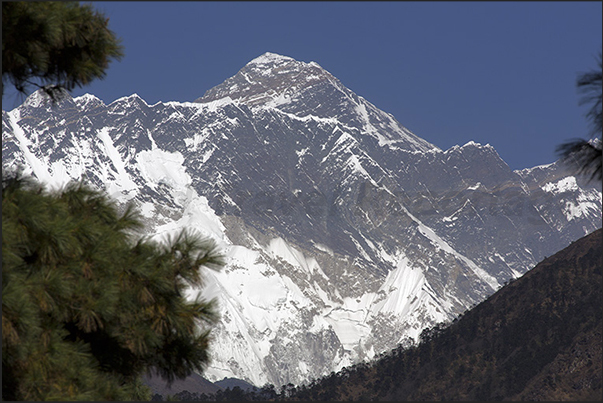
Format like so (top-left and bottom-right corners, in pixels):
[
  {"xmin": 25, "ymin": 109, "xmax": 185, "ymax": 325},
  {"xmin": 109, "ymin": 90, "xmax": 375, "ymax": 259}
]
[
  {"xmin": 2, "ymin": 171, "xmax": 224, "ymax": 400},
  {"xmin": 2, "ymin": 2, "xmax": 123, "ymax": 102},
  {"xmin": 557, "ymin": 51, "xmax": 602, "ymax": 183}
]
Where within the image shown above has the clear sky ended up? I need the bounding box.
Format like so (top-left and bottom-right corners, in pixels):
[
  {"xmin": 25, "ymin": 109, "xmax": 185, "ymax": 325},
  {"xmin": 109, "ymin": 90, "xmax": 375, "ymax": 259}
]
[{"xmin": 3, "ymin": 1, "xmax": 601, "ymax": 171}]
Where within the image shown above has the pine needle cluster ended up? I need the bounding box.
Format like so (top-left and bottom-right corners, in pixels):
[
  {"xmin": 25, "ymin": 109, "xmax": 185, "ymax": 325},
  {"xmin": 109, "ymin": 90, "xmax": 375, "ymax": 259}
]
[
  {"xmin": 2, "ymin": 171, "xmax": 225, "ymax": 401},
  {"xmin": 2, "ymin": 1, "xmax": 124, "ymax": 101},
  {"xmin": 557, "ymin": 51, "xmax": 602, "ymax": 183}
]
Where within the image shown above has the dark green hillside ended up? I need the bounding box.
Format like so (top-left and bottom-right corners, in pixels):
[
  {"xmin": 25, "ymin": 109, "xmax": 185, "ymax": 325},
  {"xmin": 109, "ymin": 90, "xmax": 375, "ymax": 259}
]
[{"xmin": 287, "ymin": 228, "xmax": 602, "ymax": 401}]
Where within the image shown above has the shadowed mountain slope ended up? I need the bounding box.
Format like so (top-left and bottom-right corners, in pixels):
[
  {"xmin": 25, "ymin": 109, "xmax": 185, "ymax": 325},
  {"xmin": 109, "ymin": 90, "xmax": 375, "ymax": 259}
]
[
  {"xmin": 285, "ymin": 228, "xmax": 602, "ymax": 401},
  {"xmin": 142, "ymin": 370, "xmax": 222, "ymax": 399}
]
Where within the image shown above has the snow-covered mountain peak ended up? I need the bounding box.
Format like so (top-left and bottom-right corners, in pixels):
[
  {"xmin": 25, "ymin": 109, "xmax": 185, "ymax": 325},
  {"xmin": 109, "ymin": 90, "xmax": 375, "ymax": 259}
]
[
  {"xmin": 20, "ymin": 89, "xmax": 48, "ymax": 109},
  {"xmin": 74, "ymin": 93, "xmax": 105, "ymax": 109},
  {"xmin": 103, "ymin": 93, "xmax": 152, "ymax": 116},
  {"xmin": 111, "ymin": 93, "xmax": 148, "ymax": 107},
  {"xmin": 445, "ymin": 140, "xmax": 493, "ymax": 152},
  {"xmin": 247, "ymin": 51, "xmax": 297, "ymax": 66},
  {"xmin": 18, "ymin": 88, "xmax": 74, "ymax": 111},
  {"xmin": 443, "ymin": 141, "xmax": 504, "ymax": 164},
  {"xmin": 3, "ymin": 53, "xmax": 601, "ymax": 388},
  {"xmin": 192, "ymin": 52, "xmax": 435, "ymax": 153},
  {"xmin": 194, "ymin": 52, "xmax": 337, "ymax": 108},
  {"xmin": 461, "ymin": 140, "xmax": 490, "ymax": 149}
]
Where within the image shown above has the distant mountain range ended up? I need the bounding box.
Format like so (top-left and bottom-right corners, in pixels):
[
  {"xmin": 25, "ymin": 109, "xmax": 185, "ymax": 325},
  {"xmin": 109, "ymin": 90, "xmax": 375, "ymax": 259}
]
[{"xmin": 2, "ymin": 52, "xmax": 601, "ymax": 387}]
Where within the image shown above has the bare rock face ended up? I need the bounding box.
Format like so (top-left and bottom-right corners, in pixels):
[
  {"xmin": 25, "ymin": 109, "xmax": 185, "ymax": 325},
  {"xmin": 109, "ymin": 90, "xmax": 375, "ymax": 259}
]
[{"xmin": 3, "ymin": 52, "xmax": 601, "ymax": 387}]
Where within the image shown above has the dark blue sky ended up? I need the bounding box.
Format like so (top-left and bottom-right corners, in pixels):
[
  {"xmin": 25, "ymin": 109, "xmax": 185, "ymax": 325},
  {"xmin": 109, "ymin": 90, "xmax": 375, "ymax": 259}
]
[{"xmin": 4, "ymin": 1, "xmax": 601, "ymax": 171}]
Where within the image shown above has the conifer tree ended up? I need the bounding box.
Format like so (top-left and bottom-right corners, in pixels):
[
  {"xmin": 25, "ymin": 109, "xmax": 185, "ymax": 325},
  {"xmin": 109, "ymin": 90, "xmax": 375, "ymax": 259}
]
[
  {"xmin": 557, "ymin": 51, "xmax": 602, "ymax": 183},
  {"xmin": 2, "ymin": 1, "xmax": 124, "ymax": 101},
  {"xmin": 2, "ymin": 171, "xmax": 224, "ymax": 401}
]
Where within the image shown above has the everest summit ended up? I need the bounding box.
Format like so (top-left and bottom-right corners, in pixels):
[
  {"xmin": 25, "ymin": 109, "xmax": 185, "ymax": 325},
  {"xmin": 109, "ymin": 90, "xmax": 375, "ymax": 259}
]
[{"xmin": 3, "ymin": 52, "xmax": 601, "ymax": 387}]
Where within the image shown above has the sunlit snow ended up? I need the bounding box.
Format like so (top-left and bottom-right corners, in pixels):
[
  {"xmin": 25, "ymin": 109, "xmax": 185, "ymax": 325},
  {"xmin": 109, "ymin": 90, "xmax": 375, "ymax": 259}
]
[{"xmin": 4, "ymin": 55, "xmax": 601, "ymax": 389}]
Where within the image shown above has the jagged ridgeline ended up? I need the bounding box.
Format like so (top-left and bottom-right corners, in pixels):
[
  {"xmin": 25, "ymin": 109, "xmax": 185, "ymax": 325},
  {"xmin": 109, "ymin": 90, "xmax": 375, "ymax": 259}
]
[{"xmin": 2, "ymin": 52, "xmax": 601, "ymax": 387}]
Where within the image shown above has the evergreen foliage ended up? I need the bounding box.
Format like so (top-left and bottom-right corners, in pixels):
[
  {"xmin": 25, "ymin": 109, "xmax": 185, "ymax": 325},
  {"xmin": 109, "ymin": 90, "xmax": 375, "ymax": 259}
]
[
  {"xmin": 557, "ymin": 51, "xmax": 602, "ymax": 183},
  {"xmin": 2, "ymin": 1, "xmax": 124, "ymax": 101},
  {"xmin": 2, "ymin": 171, "xmax": 224, "ymax": 401}
]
